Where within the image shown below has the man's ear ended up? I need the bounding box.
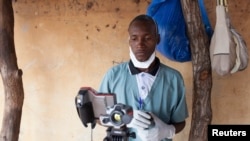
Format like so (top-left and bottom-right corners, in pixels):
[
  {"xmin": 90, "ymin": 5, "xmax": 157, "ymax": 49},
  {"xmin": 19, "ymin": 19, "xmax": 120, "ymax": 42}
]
[{"xmin": 156, "ymin": 34, "xmax": 160, "ymax": 44}]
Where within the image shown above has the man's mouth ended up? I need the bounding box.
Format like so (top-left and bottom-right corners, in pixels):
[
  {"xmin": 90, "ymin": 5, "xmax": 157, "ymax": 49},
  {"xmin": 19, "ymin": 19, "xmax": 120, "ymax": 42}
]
[{"xmin": 135, "ymin": 51, "xmax": 146, "ymax": 56}]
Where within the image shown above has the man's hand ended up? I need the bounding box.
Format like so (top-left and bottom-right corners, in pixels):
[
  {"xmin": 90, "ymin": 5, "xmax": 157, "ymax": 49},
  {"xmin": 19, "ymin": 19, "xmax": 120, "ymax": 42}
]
[
  {"xmin": 127, "ymin": 110, "xmax": 152, "ymax": 130},
  {"xmin": 139, "ymin": 113, "xmax": 176, "ymax": 141},
  {"xmin": 127, "ymin": 111, "xmax": 176, "ymax": 141}
]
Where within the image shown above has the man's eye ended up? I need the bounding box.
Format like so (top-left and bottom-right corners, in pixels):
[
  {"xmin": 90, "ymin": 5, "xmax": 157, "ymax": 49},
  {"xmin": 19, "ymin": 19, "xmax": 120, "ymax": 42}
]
[
  {"xmin": 130, "ymin": 38, "xmax": 136, "ymax": 41},
  {"xmin": 145, "ymin": 37, "xmax": 153, "ymax": 41}
]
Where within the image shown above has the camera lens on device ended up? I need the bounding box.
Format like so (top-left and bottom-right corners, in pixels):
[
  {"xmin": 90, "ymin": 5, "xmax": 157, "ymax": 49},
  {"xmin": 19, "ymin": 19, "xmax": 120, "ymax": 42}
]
[
  {"xmin": 113, "ymin": 113, "xmax": 121, "ymax": 122},
  {"xmin": 110, "ymin": 111, "xmax": 123, "ymax": 126}
]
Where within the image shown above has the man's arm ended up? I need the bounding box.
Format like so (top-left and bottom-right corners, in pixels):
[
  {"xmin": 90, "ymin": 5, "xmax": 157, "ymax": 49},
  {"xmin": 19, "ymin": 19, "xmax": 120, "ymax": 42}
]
[{"xmin": 173, "ymin": 120, "xmax": 186, "ymax": 134}]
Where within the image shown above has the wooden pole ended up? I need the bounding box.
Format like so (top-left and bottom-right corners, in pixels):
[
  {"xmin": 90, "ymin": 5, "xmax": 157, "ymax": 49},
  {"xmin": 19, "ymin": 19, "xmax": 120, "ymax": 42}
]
[
  {"xmin": 181, "ymin": 0, "xmax": 213, "ymax": 141},
  {"xmin": 0, "ymin": 0, "xmax": 24, "ymax": 141}
]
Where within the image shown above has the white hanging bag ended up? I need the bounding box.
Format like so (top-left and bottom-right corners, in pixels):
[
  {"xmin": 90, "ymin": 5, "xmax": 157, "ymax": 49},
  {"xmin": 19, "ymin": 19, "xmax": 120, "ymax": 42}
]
[{"xmin": 210, "ymin": 0, "xmax": 236, "ymax": 76}]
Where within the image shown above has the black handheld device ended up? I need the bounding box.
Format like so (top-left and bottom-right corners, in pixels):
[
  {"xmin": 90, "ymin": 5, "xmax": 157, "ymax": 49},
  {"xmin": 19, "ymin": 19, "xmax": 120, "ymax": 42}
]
[{"xmin": 75, "ymin": 87, "xmax": 116, "ymax": 129}]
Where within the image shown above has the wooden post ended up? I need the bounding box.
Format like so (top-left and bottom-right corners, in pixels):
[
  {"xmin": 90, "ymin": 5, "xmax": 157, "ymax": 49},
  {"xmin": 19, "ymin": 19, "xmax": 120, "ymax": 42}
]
[
  {"xmin": 0, "ymin": 0, "xmax": 24, "ymax": 141},
  {"xmin": 181, "ymin": 0, "xmax": 213, "ymax": 141}
]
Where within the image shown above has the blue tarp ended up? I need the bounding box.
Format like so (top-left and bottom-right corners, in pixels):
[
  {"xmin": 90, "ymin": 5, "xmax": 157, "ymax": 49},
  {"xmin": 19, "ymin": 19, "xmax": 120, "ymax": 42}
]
[{"xmin": 147, "ymin": 0, "xmax": 213, "ymax": 62}]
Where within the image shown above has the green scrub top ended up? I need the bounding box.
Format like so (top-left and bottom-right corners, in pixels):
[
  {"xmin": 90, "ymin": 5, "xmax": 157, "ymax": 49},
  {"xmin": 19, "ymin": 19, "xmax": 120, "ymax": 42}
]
[{"xmin": 99, "ymin": 61, "xmax": 188, "ymax": 141}]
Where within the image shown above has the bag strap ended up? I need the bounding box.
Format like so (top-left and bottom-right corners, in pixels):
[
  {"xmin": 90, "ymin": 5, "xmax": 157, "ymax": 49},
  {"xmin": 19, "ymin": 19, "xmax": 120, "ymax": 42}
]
[
  {"xmin": 198, "ymin": 0, "xmax": 213, "ymax": 38},
  {"xmin": 217, "ymin": 0, "xmax": 228, "ymax": 10}
]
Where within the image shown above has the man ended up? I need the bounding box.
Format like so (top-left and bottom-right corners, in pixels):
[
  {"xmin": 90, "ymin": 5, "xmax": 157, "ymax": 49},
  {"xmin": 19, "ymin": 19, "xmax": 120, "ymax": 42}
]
[{"xmin": 99, "ymin": 14, "xmax": 188, "ymax": 141}]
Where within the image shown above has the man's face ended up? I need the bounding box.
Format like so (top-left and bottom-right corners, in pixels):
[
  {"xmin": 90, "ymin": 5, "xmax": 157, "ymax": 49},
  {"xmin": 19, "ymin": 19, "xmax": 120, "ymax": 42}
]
[{"xmin": 128, "ymin": 21, "xmax": 159, "ymax": 62}]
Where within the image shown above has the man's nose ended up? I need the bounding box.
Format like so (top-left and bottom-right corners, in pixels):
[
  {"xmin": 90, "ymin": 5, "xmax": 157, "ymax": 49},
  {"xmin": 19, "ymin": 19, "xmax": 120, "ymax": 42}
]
[{"xmin": 136, "ymin": 38, "xmax": 145, "ymax": 48}]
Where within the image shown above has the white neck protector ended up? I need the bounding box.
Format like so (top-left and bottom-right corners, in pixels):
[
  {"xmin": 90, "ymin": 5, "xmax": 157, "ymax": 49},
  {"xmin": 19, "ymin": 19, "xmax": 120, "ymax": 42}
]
[{"xmin": 129, "ymin": 47, "xmax": 155, "ymax": 69}]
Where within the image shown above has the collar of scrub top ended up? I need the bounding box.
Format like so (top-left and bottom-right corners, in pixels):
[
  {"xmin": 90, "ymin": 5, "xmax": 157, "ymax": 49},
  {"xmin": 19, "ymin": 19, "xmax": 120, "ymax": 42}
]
[{"xmin": 129, "ymin": 57, "xmax": 160, "ymax": 76}]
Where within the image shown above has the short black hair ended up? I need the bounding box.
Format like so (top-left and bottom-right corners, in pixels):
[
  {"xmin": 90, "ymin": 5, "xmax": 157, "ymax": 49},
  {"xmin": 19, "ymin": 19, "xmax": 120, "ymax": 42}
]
[{"xmin": 128, "ymin": 14, "xmax": 158, "ymax": 34}]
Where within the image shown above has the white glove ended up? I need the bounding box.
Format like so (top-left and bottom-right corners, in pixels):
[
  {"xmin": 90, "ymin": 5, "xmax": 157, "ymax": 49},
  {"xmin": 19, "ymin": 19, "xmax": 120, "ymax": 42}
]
[
  {"xmin": 140, "ymin": 113, "xmax": 176, "ymax": 141},
  {"xmin": 127, "ymin": 110, "xmax": 152, "ymax": 130}
]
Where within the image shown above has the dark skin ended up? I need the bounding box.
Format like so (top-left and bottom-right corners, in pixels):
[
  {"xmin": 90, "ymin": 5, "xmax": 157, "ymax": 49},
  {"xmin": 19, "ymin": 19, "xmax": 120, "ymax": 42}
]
[{"xmin": 128, "ymin": 20, "xmax": 186, "ymax": 134}]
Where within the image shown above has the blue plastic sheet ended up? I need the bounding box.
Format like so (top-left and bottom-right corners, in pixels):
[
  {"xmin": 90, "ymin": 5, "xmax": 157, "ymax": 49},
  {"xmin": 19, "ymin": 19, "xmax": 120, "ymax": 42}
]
[
  {"xmin": 147, "ymin": 0, "xmax": 191, "ymax": 62},
  {"xmin": 147, "ymin": 0, "xmax": 213, "ymax": 62}
]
